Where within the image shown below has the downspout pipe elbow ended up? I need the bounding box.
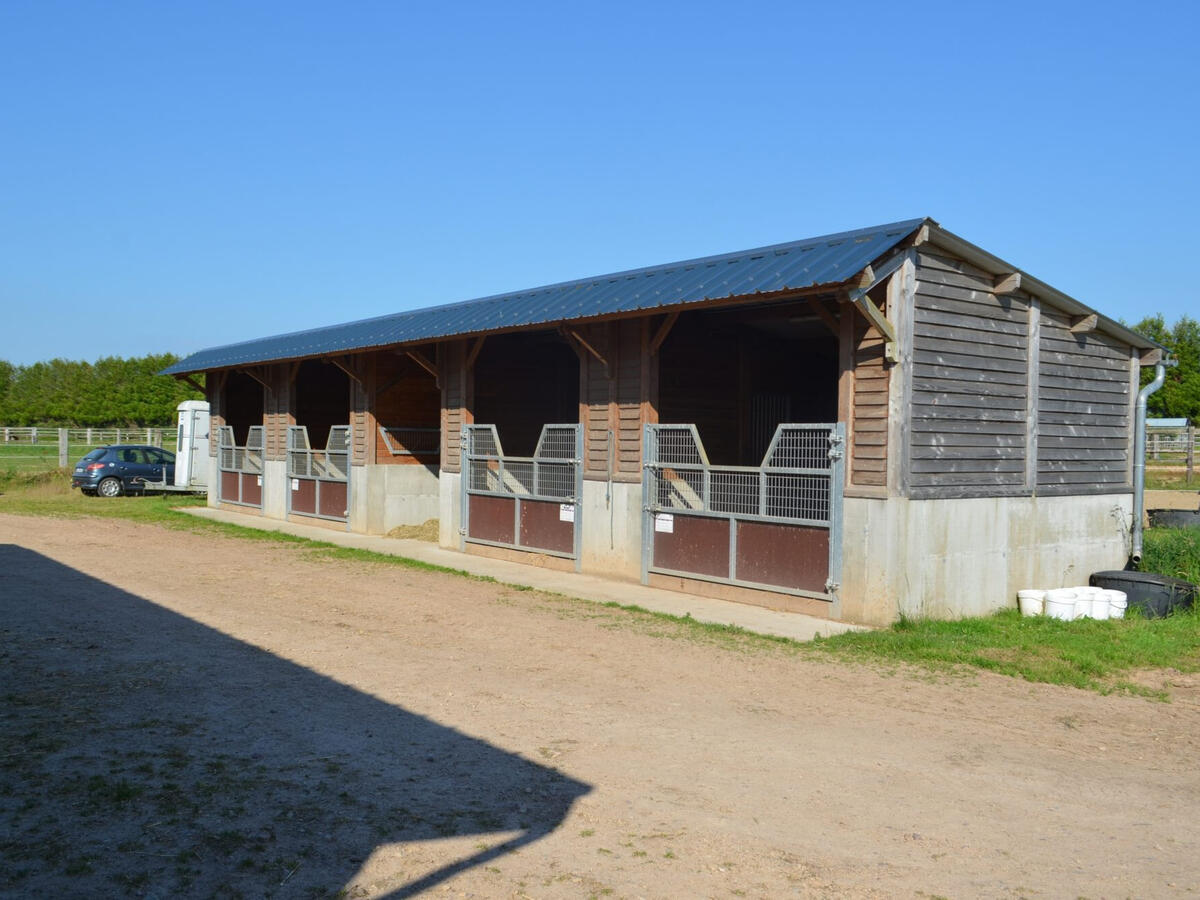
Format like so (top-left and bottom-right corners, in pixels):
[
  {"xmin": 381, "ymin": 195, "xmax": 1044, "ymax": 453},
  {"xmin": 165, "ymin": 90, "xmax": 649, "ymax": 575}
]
[{"xmin": 1131, "ymin": 357, "xmax": 1174, "ymax": 566}]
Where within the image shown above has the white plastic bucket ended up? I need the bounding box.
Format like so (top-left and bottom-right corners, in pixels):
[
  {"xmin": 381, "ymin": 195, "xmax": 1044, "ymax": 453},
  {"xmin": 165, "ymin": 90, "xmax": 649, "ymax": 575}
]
[
  {"xmin": 1091, "ymin": 593, "xmax": 1111, "ymax": 620},
  {"xmin": 1073, "ymin": 587, "xmax": 1101, "ymax": 620},
  {"xmin": 1044, "ymin": 589, "xmax": 1076, "ymax": 621},
  {"xmin": 1106, "ymin": 589, "xmax": 1128, "ymax": 620},
  {"xmin": 1017, "ymin": 589, "xmax": 1045, "ymax": 616}
]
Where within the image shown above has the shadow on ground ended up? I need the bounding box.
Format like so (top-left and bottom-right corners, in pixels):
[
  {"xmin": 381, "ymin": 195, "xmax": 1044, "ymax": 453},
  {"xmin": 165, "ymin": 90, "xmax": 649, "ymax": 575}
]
[{"xmin": 0, "ymin": 545, "xmax": 590, "ymax": 897}]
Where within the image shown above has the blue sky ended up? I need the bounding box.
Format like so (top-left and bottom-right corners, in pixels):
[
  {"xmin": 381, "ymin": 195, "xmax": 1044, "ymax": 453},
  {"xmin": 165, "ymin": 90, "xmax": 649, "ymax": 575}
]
[{"xmin": 2, "ymin": 0, "xmax": 1197, "ymax": 366}]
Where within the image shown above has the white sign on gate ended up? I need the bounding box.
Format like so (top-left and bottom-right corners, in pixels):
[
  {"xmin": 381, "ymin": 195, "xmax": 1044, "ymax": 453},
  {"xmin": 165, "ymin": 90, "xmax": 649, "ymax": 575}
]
[
  {"xmin": 654, "ymin": 513, "xmax": 674, "ymax": 533},
  {"xmin": 559, "ymin": 503, "xmax": 575, "ymax": 523},
  {"xmin": 291, "ymin": 478, "xmax": 299, "ymax": 490}
]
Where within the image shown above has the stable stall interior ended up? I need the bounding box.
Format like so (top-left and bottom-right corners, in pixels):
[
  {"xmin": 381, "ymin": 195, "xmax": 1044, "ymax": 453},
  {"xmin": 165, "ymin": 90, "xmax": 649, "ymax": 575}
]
[
  {"xmin": 373, "ymin": 348, "xmax": 441, "ymax": 469},
  {"xmin": 656, "ymin": 299, "xmax": 841, "ymax": 462}
]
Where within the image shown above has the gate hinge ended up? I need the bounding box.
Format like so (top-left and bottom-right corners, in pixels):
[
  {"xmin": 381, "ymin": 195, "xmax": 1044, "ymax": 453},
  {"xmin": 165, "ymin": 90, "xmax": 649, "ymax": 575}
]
[
  {"xmin": 459, "ymin": 433, "xmax": 469, "ymax": 451},
  {"xmin": 458, "ymin": 527, "xmax": 466, "ymax": 535},
  {"xmin": 827, "ymin": 433, "xmax": 845, "ymax": 462},
  {"xmin": 824, "ymin": 577, "xmax": 840, "ymax": 594}
]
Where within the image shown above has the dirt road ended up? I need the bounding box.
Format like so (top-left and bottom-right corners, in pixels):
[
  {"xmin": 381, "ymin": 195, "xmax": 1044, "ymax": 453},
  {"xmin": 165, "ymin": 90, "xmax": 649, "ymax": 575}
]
[{"xmin": 2, "ymin": 513, "xmax": 1198, "ymax": 898}]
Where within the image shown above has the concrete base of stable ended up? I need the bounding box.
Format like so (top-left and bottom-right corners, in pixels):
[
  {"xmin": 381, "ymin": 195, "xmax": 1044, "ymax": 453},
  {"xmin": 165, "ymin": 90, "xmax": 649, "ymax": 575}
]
[
  {"xmin": 178, "ymin": 505, "xmax": 867, "ymax": 642},
  {"xmin": 840, "ymin": 492, "xmax": 1134, "ymax": 626},
  {"xmin": 647, "ymin": 573, "xmax": 832, "ymax": 618},
  {"xmin": 464, "ymin": 541, "xmax": 578, "ymax": 573}
]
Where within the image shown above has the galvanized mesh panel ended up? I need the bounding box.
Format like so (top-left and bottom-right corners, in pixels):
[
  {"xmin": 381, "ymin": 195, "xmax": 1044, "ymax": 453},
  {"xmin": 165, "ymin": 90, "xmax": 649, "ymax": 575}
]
[
  {"xmin": 379, "ymin": 426, "xmax": 440, "ymax": 455},
  {"xmin": 286, "ymin": 425, "xmax": 348, "ymax": 481},
  {"xmin": 218, "ymin": 427, "xmax": 236, "ymax": 470},
  {"xmin": 710, "ymin": 470, "xmax": 759, "ymax": 515},
  {"xmin": 647, "ymin": 423, "xmax": 836, "ymax": 525},
  {"xmin": 326, "ymin": 426, "xmax": 350, "ymax": 455},
  {"xmin": 468, "ymin": 426, "xmax": 503, "ymax": 458},
  {"xmin": 535, "ymin": 425, "xmax": 578, "ymax": 460},
  {"xmin": 764, "ymin": 426, "xmax": 831, "ymax": 470},
  {"xmin": 466, "ymin": 424, "xmax": 580, "ymax": 501},
  {"xmin": 764, "ymin": 473, "xmax": 829, "ymax": 521},
  {"xmin": 246, "ymin": 426, "xmax": 265, "ymax": 452},
  {"xmin": 654, "ymin": 426, "xmax": 706, "ymax": 467}
]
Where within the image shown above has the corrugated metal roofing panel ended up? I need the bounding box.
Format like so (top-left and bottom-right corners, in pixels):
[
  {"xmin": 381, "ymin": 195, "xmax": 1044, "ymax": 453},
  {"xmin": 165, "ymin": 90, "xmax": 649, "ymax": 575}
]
[{"xmin": 161, "ymin": 219, "xmax": 926, "ymax": 375}]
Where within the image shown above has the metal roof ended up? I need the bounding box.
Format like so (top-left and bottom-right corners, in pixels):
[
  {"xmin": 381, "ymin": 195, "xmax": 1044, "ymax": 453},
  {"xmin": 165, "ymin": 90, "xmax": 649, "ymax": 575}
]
[{"xmin": 161, "ymin": 218, "xmax": 926, "ymax": 374}]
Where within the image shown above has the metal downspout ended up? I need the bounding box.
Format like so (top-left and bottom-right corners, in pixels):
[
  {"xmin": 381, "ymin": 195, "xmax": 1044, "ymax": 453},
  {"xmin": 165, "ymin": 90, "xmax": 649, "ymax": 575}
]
[{"xmin": 1131, "ymin": 359, "xmax": 1170, "ymax": 566}]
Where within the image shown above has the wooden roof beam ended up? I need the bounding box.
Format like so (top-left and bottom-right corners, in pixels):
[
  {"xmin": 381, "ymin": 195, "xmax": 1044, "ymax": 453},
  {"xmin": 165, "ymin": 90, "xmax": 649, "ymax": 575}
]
[
  {"xmin": 465, "ymin": 336, "xmax": 486, "ymax": 370},
  {"xmin": 329, "ymin": 356, "xmax": 365, "ymax": 387},
  {"xmin": 239, "ymin": 366, "xmax": 273, "ymax": 392},
  {"xmin": 1070, "ymin": 313, "xmax": 1099, "ymax": 333},
  {"xmin": 563, "ymin": 327, "xmax": 610, "ymax": 378},
  {"xmin": 806, "ymin": 298, "xmax": 840, "ymax": 337}
]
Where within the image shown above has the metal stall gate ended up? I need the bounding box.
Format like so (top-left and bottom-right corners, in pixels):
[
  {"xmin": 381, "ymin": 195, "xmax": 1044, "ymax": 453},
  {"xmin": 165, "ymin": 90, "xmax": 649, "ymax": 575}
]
[
  {"xmin": 218, "ymin": 425, "xmax": 264, "ymax": 508},
  {"xmin": 287, "ymin": 425, "xmax": 351, "ymax": 524},
  {"xmin": 643, "ymin": 423, "xmax": 845, "ymax": 599},
  {"xmin": 461, "ymin": 424, "xmax": 583, "ymax": 567}
]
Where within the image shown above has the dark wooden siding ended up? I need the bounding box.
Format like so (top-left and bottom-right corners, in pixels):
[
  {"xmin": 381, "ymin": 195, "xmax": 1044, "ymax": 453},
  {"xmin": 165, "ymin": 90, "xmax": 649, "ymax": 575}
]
[
  {"xmin": 1037, "ymin": 308, "xmax": 1131, "ymax": 492},
  {"xmin": 372, "ymin": 352, "xmax": 440, "ymax": 465},
  {"xmin": 263, "ymin": 364, "xmax": 291, "ymax": 462},
  {"xmin": 909, "ymin": 251, "xmax": 1029, "ymax": 494}
]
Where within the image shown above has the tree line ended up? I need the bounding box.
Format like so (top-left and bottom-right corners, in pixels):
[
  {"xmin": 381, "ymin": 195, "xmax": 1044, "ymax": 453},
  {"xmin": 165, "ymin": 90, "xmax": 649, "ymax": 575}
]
[
  {"xmin": 1132, "ymin": 315, "xmax": 1200, "ymax": 421},
  {"xmin": 0, "ymin": 354, "xmax": 204, "ymax": 427},
  {"xmin": 0, "ymin": 316, "xmax": 1195, "ymax": 427}
]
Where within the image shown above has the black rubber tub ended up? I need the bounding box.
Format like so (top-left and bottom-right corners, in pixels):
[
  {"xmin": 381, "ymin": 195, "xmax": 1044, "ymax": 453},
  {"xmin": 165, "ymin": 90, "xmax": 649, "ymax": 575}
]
[
  {"xmin": 1147, "ymin": 508, "xmax": 1200, "ymax": 530},
  {"xmin": 1090, "ymin": 570, "xmax": 1198, "ymax": 618}
]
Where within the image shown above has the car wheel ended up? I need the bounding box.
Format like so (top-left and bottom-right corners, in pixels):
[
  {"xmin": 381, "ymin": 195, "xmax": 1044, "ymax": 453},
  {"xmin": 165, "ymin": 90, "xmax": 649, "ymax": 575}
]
[{"xmin": 97, "ymin": 477, "xmax": 123, "ymax": 498}]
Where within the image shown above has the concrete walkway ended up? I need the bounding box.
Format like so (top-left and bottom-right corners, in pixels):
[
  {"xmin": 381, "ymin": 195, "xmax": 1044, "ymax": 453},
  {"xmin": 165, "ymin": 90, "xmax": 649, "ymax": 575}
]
[{"xmin": 181, "ymin": 508, "xmax": 868, "ymax": 642}]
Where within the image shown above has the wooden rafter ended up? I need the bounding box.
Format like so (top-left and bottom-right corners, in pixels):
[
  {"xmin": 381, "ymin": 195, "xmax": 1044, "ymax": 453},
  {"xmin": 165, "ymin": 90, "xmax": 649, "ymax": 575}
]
[
  {"xmin": 403, "ymin": 348, "xmax": 440, "ymax": 389},
  {"xmin": 846, "ymin": 258, "xmax": 902, "ymax": 362},
  {"xmin": 648, "ymin": 311, "xmax": 679, "ymax": 356},
  {"xmin": 239, "ymin": 366, "xmax": 272, "ymax": 392}
]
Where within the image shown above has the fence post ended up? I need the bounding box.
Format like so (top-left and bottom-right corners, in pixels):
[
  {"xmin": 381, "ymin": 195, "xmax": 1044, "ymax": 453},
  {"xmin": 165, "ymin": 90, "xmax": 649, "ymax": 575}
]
[
  {"xmin": 31, "ymin": 426, "xmax": 38, "ymax": 444},
  {"xmin": 58, "ymin": 429, "xmax": 68, "ymax": 468},
  {"xmin": 1188, "ymin": 424, "xmax": 1195, "ymax": 485}
]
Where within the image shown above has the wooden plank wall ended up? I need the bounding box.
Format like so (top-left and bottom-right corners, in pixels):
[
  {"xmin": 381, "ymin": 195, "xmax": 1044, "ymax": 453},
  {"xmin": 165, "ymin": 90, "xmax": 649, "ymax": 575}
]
[
  {"xmin": 908, "ymin": 251, "xmax": 1030, "ymax": 495},
  {"xmin": 351, "ymin": 366, "xmax": 370, "ymax": 466},
  {"xmin": 372, "ymin": 352, "xmax": 441, "ymax": 465},
  {"xmin": 579, "ymin": 320, "xmax": 644, "ymax": 481},
  {"xmin": 263, "ymin": 364, "xmax": 291, "ymax": 462},
  {"xmin": 1037, "ymin": 308, "xmax": 1131, "ymax": 492},
  {"xmin": 440, "ymin": 340, "xmax": 466, "ymax": 473},
  {"xmin": 850, "ymin": 295, "xmax": 890, "ymax": 487}
]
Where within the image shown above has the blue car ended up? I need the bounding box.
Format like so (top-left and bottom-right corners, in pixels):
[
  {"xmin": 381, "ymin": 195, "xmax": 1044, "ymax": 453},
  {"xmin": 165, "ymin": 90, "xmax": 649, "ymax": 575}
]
[{"xmin": 71, "ymin": 445, "xmax": 176, "ymax": 497}]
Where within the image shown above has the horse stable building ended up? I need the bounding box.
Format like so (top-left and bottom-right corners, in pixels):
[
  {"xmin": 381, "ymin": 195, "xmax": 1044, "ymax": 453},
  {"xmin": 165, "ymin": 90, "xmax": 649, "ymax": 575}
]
[{"xmin": 162, "ymin": 218, "xmax": 1161, "ymax": 626}]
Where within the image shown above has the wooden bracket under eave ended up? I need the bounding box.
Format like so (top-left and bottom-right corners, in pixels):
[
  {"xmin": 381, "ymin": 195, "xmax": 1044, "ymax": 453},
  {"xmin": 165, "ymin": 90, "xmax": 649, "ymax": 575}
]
[
  {"xmin": 465, "ymin": 336, "xmax": 486, "ymax": 371},
  {"xmin": 175, "ymin": 374, "xmax": 206, "ymax": 395},
  {"xmin": 806, "ymin": 298, "xmax": 840, "ymax": 337},
  {"xmin": 1139, "ymin": 347, "xmax": 1163, "ymax": 366},
  {"xmin": 649, "ymin": 311, "xmax": 679, "ymax": 357},
  {"xmin": 993, "ymin": 272, "xmax": 1022, "ymax": 294},
  {"xmin": 329, "ymin": 356, "xmax": 365, "ymax": 387},
  {"xmin": 562, "ymin": 327, "xmax": 610, "ymax": 378},
  {"xmin": 1069, "ymin": 313, "xmax": 1098, "ymax": 334},
  {"xmin": 239, "ymin": 366, "xmax": 273, "ymax": 393},
  {"xmin": 403, "ymin": 349, "xmax": 440, "ymax": 388}
]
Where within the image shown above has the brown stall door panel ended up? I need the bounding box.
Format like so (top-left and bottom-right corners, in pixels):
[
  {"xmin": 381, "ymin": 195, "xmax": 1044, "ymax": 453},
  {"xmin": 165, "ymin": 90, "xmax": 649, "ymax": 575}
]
[
  {"xmin": 736, "ymin": 521, "xmax": 828, "ymax": 593},
  {"xmin": 469, "ymin": 494, "xmax": 516, "ymax": 545},
  {"xmin": 519, "ymin": 499, "xmax": 574, "ymax": 555},
  {"xmin": 653, "ymin": 515, "xmax": 730, "ymax": 579},
  {"xmin": 240, "ymin": 473, "xmax": 262, "ymax": 507},
  {"xmin": 291, "ymin": 478, "xmax": 317, "ymax": 515},
  {"xmin": 319, "ymin": 481, "xmax": 348, "ymax": 519},
  {"xmin": 220, "ymin": 471, "xmax": 240, "ymax": 503}
]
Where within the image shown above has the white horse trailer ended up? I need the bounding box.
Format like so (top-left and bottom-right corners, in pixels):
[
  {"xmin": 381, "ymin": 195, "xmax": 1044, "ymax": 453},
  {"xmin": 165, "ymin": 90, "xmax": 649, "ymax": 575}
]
[{"xmin": 174, "ymin": 400, "xmax": 210, "ymax": 489}]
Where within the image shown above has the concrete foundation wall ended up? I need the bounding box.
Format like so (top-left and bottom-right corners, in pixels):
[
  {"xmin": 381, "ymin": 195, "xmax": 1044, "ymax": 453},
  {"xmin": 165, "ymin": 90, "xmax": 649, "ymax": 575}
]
[
  {"xmin": 840, "ymin": 493, "xmax": 1133, "ymax": 626},
  {"xmin": 206, "ymin": 453, "xmax": 219, "ymax": 508},
  {"xmin": 438, "ymin": 471, "xmax": 462, "ymax": 549},
  {"xmin": 263, "ymin": 460, "xmax": 288, "ymax": 519},
  {"xmin": 579, "ymin": 480, "xmax": 643, "ymax": 581},
  {"xmin": 352, "ymin": 464, "xmax": 440, "ymax": 534}
]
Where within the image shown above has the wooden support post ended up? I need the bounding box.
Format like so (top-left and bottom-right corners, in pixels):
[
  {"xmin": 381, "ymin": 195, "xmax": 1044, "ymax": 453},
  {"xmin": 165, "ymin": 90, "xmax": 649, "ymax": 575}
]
[
  {"xmin": 564, "ymin": 328, "xmax": 610, "ymax": 378},
  {"xmin": 465, "ymin": 336, "xmax": 486, "ymax": 371},
  {"xmin": 1188, "ymin": 424, "xmax": 1196, "ymax": 485}
]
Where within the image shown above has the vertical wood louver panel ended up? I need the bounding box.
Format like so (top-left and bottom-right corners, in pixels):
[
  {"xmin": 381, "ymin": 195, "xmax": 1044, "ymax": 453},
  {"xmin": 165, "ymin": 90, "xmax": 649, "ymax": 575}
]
[
  {"xmin": 907, "ymin": 251, "xmax": 1029, "ymax": 496},
  {"xmin": 1036, "ymin": 308, "xmax": 1131, "ymax": 492}
]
